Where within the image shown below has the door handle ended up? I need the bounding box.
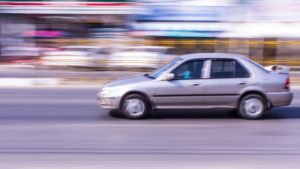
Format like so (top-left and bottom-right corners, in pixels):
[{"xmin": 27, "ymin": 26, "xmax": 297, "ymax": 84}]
[
  {"xmin": 192, "ymin": 83, "xmax": 200, "ymax": 86},
  {"xmin": 238, "ymin": 82, "xmax": 247, "ymax": 85}
]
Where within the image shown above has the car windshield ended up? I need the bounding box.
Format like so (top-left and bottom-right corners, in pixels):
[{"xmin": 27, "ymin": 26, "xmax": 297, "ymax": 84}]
[{"xmin": 149, "ymin": 57, "xmax": 183, "ymax": 79}]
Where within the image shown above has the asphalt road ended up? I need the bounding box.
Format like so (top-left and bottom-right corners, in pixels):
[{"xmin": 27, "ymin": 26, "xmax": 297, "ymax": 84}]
[{"xmin": 0, "ymin": 87, "xmax": 300, "ymax": 169}]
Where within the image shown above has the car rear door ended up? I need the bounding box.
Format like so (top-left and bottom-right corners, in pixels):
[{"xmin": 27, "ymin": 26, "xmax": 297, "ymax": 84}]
[{"xmin": 204, "ymin": 58, "xmax": 251, "ymax": 107}]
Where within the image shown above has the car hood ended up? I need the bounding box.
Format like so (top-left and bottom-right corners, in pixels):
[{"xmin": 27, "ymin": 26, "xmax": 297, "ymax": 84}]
[{"xmin": 104, "ymin": 76, "xmax": 152, "ymax": 88}]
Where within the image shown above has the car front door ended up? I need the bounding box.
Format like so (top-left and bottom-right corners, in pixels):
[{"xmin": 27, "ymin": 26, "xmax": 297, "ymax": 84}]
[
  {"xmin": 204, "ymin": 59, "xmax": 251, "ymax": 107},
  {"xmin": 151, "ymin": 59, "xmax": 208, "ymax": 109}
]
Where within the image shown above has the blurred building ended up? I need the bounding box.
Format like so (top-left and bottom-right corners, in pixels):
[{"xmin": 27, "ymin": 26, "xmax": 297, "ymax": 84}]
[
  {"xmin": 1, "ymin": 0, "xmax": 300, "ymax": 66},
  {"xmin": 0, "ymin": 0, "xmax": 139, "ymax": 61},
  {"xmin": 127, "ymin": 0, "xmax": 300, "ymax": 65},
  {"xmin": 129, "ymin": 0, "xmax": 236, "ymax": 54}
]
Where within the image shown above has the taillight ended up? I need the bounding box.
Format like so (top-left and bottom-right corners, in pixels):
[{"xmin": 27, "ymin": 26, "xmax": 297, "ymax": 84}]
[{"xmin": 285, "ymin": 77, "xmax": 290, "ymax": 89}]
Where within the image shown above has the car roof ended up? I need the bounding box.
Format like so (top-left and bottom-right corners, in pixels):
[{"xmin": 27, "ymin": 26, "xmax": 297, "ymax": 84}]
[{"xmin": 179, "ymin": 53, "xmax": 247, "ymax": 60}]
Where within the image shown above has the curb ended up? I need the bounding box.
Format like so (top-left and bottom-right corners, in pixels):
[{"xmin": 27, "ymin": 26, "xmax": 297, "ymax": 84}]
[
  {"xmin": 0, "ymin": 64, "xmax": 37, "ymax": 69},
  {"xmin": 291, "ymin": 77, "xmax": 300, "ymax": 84},
  {"xmin": 0, "ymin": 78, "xmax": 60, "ymax": 87},
  {"xmin": 0, "ymin": 77, "xmax": 115, "ymax": 87}
]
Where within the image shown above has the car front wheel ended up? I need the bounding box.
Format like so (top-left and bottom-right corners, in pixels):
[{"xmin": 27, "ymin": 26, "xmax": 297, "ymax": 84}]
[
  {"xmin": 121, "ymin": 94, "xmax": 148, "ymax": 119},
  {"xmin": 238, "ymin": 94, "xmax": 266, "ymax": 120}
]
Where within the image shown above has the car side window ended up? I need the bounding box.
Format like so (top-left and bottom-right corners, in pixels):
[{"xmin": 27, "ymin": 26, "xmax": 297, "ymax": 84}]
[
  {"xmin": 210, "ymin": 59, "xmax": 250, "ymax": 79},
  {"xmin": 235, "ymin": 61, "xmax": 250, "ymax": 78},
  {"xmin": 171, "ymin": 60, "xmax": 204, "ymax": 80}
]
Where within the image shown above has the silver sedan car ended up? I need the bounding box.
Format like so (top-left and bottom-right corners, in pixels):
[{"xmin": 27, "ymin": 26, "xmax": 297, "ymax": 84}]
[{"xmin": 98, "ymin": 53, "xmax": 293, "ymax": 120}]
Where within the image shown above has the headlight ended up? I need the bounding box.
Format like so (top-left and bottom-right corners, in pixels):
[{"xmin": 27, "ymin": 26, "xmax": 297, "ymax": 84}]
[{"xmin": 100, "ymin": 87, "xmax": 121, "ymax": 97}]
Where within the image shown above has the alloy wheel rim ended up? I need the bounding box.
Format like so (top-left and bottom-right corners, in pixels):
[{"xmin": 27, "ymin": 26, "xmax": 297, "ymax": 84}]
[
  {"xmin": 243, "ymin": 98, "xmax": 263, "ymax": 117},
  {"xmin": 124, "ymin": 98, "xmax": 145, "ymax": 117}
]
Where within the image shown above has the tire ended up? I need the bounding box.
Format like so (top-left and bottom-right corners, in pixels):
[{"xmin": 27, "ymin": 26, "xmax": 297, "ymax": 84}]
[
  {"xmin": 238, "ymin": 94, "xmax": 266, "ymax": 120},
  {"xmin": 121, "ymin": 94, "xmax": 149, "ymax": 119}
]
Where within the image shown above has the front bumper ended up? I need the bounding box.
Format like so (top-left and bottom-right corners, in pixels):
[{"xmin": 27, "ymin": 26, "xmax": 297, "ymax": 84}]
[
  {"xmin": 267, "ymin": 91, "xmax": 293, "ymax": 107},
  {"xmin": 97, "ymin": 95, "xmax": 120, "ymax": 110}
]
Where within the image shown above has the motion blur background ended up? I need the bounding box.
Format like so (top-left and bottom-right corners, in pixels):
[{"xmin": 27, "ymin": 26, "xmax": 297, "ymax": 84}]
[
  {"xmin": 2, "ymin": 1, "xmax": 300, "ymax": 168},
  {"xmin": 1, "ymin": 0, "xmax": 300, "ymax": 70}
]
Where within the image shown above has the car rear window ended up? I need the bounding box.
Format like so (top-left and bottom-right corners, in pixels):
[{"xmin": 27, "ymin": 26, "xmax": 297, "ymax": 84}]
[{"xmin": 210, "ymin": 59, "xmax": 250, "ymax": 79}]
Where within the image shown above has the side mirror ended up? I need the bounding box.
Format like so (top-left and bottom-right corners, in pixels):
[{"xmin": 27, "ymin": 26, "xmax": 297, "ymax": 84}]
[{"xmin": 162, "ymin": 73, "xmax": 175, "ymax": 81}]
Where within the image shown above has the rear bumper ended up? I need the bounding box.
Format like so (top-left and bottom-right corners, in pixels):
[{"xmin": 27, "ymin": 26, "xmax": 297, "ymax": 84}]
[{"xmin": 267, "ymin": 91, "xmax": 293, "ymax": 107}]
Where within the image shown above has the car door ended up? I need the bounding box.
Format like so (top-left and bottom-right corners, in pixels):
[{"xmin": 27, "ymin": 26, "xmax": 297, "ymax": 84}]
[
  {"xmin": 204, "ymin": 59, "xmax": 251, "ymax": 107},
  {"xmin": 151, "ymin": 59, "xmax": 207, "ymax": 109}
]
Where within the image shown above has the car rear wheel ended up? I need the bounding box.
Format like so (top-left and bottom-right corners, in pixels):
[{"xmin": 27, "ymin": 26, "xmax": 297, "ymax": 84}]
[
  {"xmin": 121, "ymin": 94, "xmax": 148, "ymax": 119},
  {"xmin": 238, "ymin": 94, "xmax": 266, "ymax": 120}
]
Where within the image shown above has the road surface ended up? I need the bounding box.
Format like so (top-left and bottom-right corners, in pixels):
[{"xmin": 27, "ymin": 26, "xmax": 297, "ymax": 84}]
[{"xmin": 0, "ymin": 86, "xmax": 299, "ymax": 169}]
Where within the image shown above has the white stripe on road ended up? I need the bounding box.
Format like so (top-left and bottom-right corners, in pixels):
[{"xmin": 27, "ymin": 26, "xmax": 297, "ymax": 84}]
[
  {"xmin": 0, "ymin": 78, "xmax": 60, "ymax": 86},
  {"xmin": 0, "ymin": 98, "xmax": 95, "ymax": 104},
  {"xmin": 0, "ymin": 64, "xmax": 36, "ymax": 69}
]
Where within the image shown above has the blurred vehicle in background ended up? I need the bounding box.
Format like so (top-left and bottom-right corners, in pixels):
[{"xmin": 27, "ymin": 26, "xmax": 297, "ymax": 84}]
[
  {"xmin": 40, "ymin": 46, "xmax": 110, "ymax": 69},
  {"xmin": 107, "ymin": 46, "xmax": 177, "ymax": 70},
  {"xmin": 89, "ymin": 28, "xmax": 126, "ymax": 39},
  {"xmin": 0, "ymin": 46, "xmax": 41, "ymax": 63}
]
